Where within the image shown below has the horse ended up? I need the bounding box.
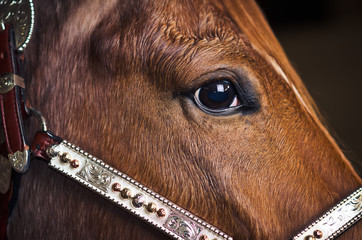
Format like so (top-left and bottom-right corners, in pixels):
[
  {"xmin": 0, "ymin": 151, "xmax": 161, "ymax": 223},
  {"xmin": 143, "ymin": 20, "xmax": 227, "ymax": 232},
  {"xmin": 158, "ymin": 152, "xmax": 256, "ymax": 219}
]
[{"xmin": 5, "ymin": 0, "xmax": 361, "ymax": 239}]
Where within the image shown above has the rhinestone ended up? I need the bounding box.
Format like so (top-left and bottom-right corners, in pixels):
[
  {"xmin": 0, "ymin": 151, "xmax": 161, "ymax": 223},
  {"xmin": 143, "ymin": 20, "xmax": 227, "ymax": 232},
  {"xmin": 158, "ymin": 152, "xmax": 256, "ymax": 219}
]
[
  {"xmin": 120, "ymin": 188, "xmax": 132, "ymax": 199},
  {"xmin": 313, "ymin": 230, "xmax": 323, "ymax": 239},
  {"xmin": 145, "ymin": 202, "xmax": 157, "ymax": 213},
  {"xmin": 131, "ymin": 194, "xmax": 145, "ymax": 208},
  {"xmin": 157, "ymin": 208, "xmax": 166, "ymax": 218},
  {"xmin": 70, "ymin": 159, "xmax": 79, "ymax": 168},
  {"xmin": 199, "ymin": 235, "xmax": 209, "ymax": 240},
  {"xmin": 60, "ymin": 153, "xmax": 71, "ymax": 163},
  {"xmin": 112, "ymin": 183, "xmax": 122, "ymax": 192}
]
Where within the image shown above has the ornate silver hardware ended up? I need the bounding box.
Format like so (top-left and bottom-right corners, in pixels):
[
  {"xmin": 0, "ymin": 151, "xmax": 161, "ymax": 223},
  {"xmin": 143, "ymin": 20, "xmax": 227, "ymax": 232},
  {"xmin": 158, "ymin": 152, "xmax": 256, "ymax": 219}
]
[
  {"xmin": 112, "ymin": 182, "xmax": 122, "ymax": 192},
  {"xmin": 0, "ymin": 154, "xmax": 11, "ymax": 194},
  {"xmin": 146, "ymin": 202, "xmax": 157, "ymax": 213},
  {"xmin": 46, "ymin": 145, "xmax": 59, "ymax": 158},
  {"xmin": 165, "ymin": 212, "xmax": 202, "ymax": 240},
  {"xmin": 293, "ymin": 187, "xmax": 362, "ymax": 240},
  {"xmin": 0, "ymin": 73, "xmax": 25, "ymax": 94},
  {"xmin": 47, "ymin": 141, "xmax": 232, "ymax": 240},
  {"xmin": 0, "ymin": 0, "xmax": 34, "ymax": 51},
  {"xmin": 199, "ymin": 235, "xmax": 210, "ymax": 240},
  {"xmin": 60, "ymin": 152, "xmax": 71, "ymax": 163},
  {"xmin": 76, "ymin": 161, "xmax": 113, "ymax": 193},
  {"xmin": 8, "ymin": 149, "xmax": 30, "ymax": 173},
  {"xmin": 131, "ymin": 193, "xmax": 146, "ymax": 208},
  {"xmin": 157, "ymin": 208, "xmax": 167, "ymax": 218},
  {"xmin": 120, "ymin": 187, "xmax": 132, "ymax": 200}
]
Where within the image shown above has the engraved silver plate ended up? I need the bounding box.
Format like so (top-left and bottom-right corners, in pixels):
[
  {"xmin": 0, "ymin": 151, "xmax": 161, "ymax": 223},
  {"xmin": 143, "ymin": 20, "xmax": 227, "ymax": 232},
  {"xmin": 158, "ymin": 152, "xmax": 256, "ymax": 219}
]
[
  {"xmin": 76, "ymin": 161, "xmax": 113, "ymax": 192},
  {"xmin": 48, "ymin": 141, "xmax": 233, "ymax": 240},
  {"xmin": 165, "ymin": 212, "xmax": 202, "ymax": 240},
  {"xmin": 0, "ymin": 154, "xmax": 11, "ymax": 194},
  {"xmin": 0, "ymin": 0, "xmax": 35, "ymax": 51},
  {"xmin": 293, "ymin": 187, "xmax": 362, "ymax": 240}
]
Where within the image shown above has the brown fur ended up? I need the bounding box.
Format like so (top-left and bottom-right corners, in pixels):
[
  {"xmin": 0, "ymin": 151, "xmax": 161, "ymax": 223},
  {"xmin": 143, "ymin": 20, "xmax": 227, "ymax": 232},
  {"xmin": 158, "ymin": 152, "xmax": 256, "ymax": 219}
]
[{"xmin": 7, "ymin": 0, "xmax": 361, "ymax": 239}]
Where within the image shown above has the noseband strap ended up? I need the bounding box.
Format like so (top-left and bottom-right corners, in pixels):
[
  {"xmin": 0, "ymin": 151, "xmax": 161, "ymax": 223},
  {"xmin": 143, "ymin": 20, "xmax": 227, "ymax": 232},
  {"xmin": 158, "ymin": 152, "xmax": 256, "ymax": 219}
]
[
  {"xmin": 30, "ymin": 131, "xmax": 233, "ymax": 240},
  {"xmin": 28, "ymin": 130, "xmax": 362, "ymax": 240},
  {"xmin": 293, "ymin": 188, "xmax": 362, "ymax": 240}
]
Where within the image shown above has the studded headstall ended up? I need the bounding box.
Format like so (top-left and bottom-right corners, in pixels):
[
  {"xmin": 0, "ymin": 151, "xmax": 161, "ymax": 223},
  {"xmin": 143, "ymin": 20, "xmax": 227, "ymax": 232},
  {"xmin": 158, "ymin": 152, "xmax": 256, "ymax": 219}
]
[{"xmin": 0, "ymin": 1, "xmax": 361, "ymax": 240}]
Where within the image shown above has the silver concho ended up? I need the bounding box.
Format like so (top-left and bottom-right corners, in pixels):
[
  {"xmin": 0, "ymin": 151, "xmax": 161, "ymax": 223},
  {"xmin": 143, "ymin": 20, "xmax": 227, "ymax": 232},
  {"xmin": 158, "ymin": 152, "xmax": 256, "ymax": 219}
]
[
  {"xmin": 8, "ymin": 150, "xmax": 30, "ymax": 173},
  {"xmin": 165, "ymin": 212, "xmax": 202, "ymax": 240},
  {"xmin": 0, "ymin": 0, "xmax": 35, "ymax": 51},
  {"xmin": 76, "ymin": 161, "xmax": 113, "ymax": 192}
]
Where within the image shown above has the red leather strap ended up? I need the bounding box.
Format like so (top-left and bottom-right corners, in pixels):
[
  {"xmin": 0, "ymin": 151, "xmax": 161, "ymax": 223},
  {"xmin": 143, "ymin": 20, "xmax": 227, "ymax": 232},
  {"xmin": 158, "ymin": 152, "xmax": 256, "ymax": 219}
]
[
  {"xmin": 0, "ymin": 24, "xmax": 14, "ymax": 74},
  {"xmin": 0, "ymin": 24, "xmax": 28, "ymax": 239},
  {"xmin": 0, "ymin": 24, "xmax": 28, "ymax": 155},
  {"xmin": 31, "ymin": 131, "xmax": 62, "ymax": 162}
]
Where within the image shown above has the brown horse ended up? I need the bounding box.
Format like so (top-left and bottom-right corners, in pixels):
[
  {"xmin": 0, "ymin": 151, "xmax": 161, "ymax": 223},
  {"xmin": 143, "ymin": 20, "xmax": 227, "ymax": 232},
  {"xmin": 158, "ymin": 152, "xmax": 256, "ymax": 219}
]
[{"xmin": 6, "ymin": 0, "xmax": 361, "ymax": 239}]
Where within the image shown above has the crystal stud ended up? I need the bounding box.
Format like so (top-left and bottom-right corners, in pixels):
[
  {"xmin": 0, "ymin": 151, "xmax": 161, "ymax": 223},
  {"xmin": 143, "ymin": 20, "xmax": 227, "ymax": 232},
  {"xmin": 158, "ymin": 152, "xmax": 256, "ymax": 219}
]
[
  {"xmin": 157, "ymin": 208, "xmax": 166, "ymax": 218},
  {"xmin": 313, "ymin": 230, "xmax": 323, "ymax": 239},
  {"xmin": 199, "ymin": 235, "xmax": 209, "ymax": 240},
  {"xmin": 145, "ymin": 202, "xmax": 157, "ymax": 213},
  {"xmin": 60, "ymin": 153, "xmax": 71, "ymax": 163},
  {"xmin": 120, "ymin": 188, "xmax": 132, "ymax": 200},
  {"xmin": 112, "ymin": 183, "xmax": 122, "ymax": 192},
  {"xmin": 70, "ymin": 159, "xmax": 79, "ymax": 168},
  {"xmin": 131, "ymin": 194, "xmax": 145, "ymax": 208}
]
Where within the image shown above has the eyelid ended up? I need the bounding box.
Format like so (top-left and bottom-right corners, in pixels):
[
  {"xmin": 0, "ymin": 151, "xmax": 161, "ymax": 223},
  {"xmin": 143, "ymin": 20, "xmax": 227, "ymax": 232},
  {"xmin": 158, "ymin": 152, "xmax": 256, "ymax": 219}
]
[{"xmin": 191, "ymin": 70, "xmax": 240, "ymax": 92}]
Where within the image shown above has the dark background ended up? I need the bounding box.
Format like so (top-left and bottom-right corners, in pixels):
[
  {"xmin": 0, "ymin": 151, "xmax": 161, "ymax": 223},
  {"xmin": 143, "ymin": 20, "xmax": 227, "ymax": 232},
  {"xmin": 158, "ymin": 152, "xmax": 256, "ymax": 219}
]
[{"xmin": 257, "ymin": 0, "xmax": 362, "ymax": 175}]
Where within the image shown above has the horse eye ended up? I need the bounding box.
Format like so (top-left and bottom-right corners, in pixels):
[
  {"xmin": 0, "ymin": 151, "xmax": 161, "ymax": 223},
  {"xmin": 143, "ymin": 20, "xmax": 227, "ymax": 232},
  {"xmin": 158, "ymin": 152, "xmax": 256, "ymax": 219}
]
[{"xmin": 194, "ymin": 80, "xmax": 242, "ymax": 114}]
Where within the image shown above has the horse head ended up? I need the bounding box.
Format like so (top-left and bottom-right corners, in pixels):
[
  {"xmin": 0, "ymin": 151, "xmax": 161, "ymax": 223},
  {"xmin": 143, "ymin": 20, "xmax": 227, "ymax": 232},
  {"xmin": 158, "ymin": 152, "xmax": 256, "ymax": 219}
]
[{"xmin": 7, "ymin": 0, "xmax": 361, "ymax": 239}]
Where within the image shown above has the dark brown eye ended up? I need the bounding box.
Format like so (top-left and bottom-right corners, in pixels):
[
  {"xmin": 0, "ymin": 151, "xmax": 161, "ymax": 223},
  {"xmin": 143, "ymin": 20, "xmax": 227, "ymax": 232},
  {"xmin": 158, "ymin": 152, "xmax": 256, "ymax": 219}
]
[{"xmin": 194, "ymin": 80, "xmax": 242, "ymax": 114}]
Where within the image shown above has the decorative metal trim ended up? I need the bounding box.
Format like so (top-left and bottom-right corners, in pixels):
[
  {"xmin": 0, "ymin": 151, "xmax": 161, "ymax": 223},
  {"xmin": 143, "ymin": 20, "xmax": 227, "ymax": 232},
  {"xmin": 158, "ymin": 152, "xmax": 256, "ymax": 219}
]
[
  {"xmin": 165, "ymin": 212, "xmax": 202, "ymax": 240},
  {"xmin": 76, "ymin": 161, "xmax": 113, "ymax": 192},
  {"xmin": 0, "ymin": 0, "xmax": 35, "ymax": 51},
  {"xmin": 8, "ymin": 149, "xmax": 30, "ymax": 173},
  {"xmin": 48, "ymin": 141, "xmax": 233, "ymax": 240},
  {"xmin": 293, "ymin": 187, "xmax": 362, "ymax": 240},
  {"xmin": 0, "ymin": 73, "xmax": 25, "ymax": 94}
]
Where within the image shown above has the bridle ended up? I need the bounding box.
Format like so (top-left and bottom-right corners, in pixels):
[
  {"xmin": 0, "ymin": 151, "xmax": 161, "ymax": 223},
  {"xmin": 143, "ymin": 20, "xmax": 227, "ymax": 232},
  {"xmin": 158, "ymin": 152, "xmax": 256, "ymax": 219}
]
[{"xmin": 0, "ymin": 1, "xmax": 361, "ymax": 240}]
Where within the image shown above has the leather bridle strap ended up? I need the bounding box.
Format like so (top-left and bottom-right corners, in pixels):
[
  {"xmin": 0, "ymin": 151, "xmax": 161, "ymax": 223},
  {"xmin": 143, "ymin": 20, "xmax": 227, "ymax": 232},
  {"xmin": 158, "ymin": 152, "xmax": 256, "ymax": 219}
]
[
  {"xmin": 293, "ymin": 188, "xmax": 362, "ymax": 240},
  {"xmin": 0, "ymin": 24, "xmax": 29, "ymax": 173},
  {"xmin": 30, "ymin": 131, "xmax": 62, "ymax": 161},
  {"xmin": 0, "ymin": 22, "xmax": 29, "ymax": 240}
]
